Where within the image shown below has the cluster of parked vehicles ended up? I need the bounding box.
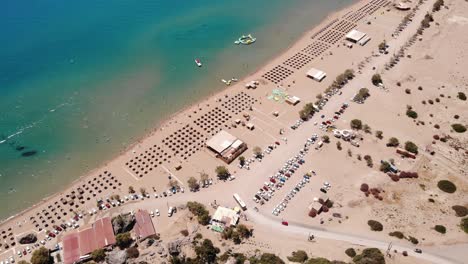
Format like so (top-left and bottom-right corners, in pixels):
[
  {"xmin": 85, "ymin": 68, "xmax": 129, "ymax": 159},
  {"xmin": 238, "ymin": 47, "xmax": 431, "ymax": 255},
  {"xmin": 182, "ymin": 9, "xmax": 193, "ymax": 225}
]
[
  {"xmin": 273, "ymin": 175, "xmax": 311, "ymax": 216},
  {"xmin": 239, "ymin": 142, "xmax": 279, "ymax": 170},
  {"xmin": 252, "ymin": 147, "xmax": 309, "ymax": 205},
  {"xmin": 290, "ymin": 119, "xmax": 305, "ymax": 130},
  {"xmin": 316, "ymin": 103, "xmax": 349, "ymax": 130}
]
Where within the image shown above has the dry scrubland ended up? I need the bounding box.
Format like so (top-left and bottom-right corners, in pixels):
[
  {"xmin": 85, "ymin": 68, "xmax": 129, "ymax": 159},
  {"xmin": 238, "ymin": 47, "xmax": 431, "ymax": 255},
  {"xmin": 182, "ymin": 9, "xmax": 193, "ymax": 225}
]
[{"xmin": 1, "ymin": 0, "xmax": 467, "ymax": 263}]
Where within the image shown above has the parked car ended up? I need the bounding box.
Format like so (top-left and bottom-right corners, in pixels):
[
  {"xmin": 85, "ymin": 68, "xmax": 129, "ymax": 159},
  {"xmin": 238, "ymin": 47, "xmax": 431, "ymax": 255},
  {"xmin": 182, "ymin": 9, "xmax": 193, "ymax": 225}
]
[{"xmin": 281, "ymin": 221, "xmax": 289, "ymax": 226}]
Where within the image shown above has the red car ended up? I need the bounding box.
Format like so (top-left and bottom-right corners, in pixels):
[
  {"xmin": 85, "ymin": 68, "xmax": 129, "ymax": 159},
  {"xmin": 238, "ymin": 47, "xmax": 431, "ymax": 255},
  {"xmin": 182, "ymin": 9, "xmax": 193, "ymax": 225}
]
[
  {"xmin": 275, "ymin": 141, "xmax": 280, "ymax": 145},
  {"xmin": 49, "ymin": 233, "xmax": 56, "ymax": 238},
  {"xmin": 281, "ymin": 221, "xmax": 289, "ymax": 226},
  {"xmin": 270, "ymin": 178, "xmax": 276, "ymax": 183},
  {"xmin": 263, "ymin": 186, "xmax": 269, "ymax": 191}
]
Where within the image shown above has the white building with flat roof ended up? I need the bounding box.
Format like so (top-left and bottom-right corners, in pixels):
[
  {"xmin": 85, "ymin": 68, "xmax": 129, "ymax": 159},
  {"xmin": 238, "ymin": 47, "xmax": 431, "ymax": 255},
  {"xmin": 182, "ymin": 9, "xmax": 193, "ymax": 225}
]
[
  {"xmin": 345, "ymin": 29, "xmax": 371, "ymax": 46},
  {"xmin": 306, "ymin": 68, "xmax": 327, "ymax": 82}
]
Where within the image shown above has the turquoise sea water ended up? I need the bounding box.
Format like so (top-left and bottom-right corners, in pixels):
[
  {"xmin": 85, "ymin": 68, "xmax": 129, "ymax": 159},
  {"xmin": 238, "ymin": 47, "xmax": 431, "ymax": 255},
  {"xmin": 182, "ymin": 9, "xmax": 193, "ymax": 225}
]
[{"xmin": 0, "ymin": 0, "xmax": 354, "ymax": 220}]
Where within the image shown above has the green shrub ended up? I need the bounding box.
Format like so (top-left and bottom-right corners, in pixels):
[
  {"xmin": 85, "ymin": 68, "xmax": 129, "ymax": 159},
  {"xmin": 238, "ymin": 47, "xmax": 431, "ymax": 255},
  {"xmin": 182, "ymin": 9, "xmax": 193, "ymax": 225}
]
[
  {"xmin": 457, "ymin": 92, "xmax": 467, "ymax": 101},
  {"xmin": 404, "ymin": 141, "xmax": 418, "ymax": 154},
  {"xmin": 437, "ymin": 180, "xmax": 457, "ymax": 193},
  {"xmin": 305, "ymin": 258, "xmax": 332, "ymax": 264},
  {"xmin": 389, "ymin": 231, "xmax": 405, "ymax": 239},
  {"xmin": 367, "ymin": 220, "xmax": 383, "ymax": 231},
  {"xmin": 433, "ymin": 0, "xmax": 444, "ymax": 11},
  {"xmin": 452, "ymin": 205, "xmax": 468, "ymax": 217},
  {"xmin": 353, "ymin": 248, "xmax": 385, "ymax": 264},
  {"xmin": 115, "ymin": 232, "xmax": 133, "ymax": 249},
  {"xmin": 345, "ymin": 248, "xmax": 357, "ymax": 257},
  {"xmin": 372, "ymin": 74, "xmax": 382, "ymax": 85},
  {"xmin": 434, "ymin": 225, "xmax": 446, "ymax": 234},
  {"xmin": 91, "ymin": 249, "xmax": 106, "ymax": 262},
  {"xmin": 287, "ymin": 250, "xmax": 309, "ymax": 263},
  {"xmin": 387, "ymin": 137, "xmax": 399, "ymax": 147},
  {"xmin": 406, "ymin": 109, "xmax": 418, "ymax": 119},
  {"xmin": 461, "ymin": 217, "xmax": 468, "ymax": 234},
  {"xmin": 351, "ymin": 119, "xmax": 363, "ymax": 130},
  {"xmin": 408, "ymin": 236, "xmax": 419, "ymax": 244},
  {"xmin": 451, "ymin": 124, "xmax": 466, "ymax": 133},
  {"xmin": 187, "ymin": 201, "xmax": 211, "ymax": 225}
]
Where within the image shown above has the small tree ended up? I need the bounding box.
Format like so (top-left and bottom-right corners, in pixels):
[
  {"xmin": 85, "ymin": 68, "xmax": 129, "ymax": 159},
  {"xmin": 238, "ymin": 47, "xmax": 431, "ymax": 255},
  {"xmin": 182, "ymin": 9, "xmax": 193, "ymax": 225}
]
[
  {"xmin": 239, "ymin": 156, "xmax": 246, "ymax": 166},
  {"xmin": 408, "ymin": 236, "xmax": 419, "ymax": 244},
  {"xmin": 437, "ymin": 180, "xmax": 457, "ymax": 193},
  {"xmin": 347, "ymin": 149, "xmax": 353, "ymax": 157},
  {"xmin": 461, "ymin": 217, "xmax": 468, "ymax": 234},
  {"xmin": 368, "ymin": 220, "xmax": 383, "ymax": 231},
  {"xmin": 387, "ymin": 137, "xmax": 399, "ymax": 147},
  {"xmin": 200, "ymin": 172, "xmax": 209, "ymax": 181},
  {"xmin": 406, "ymin": 109, "xmax": 418, "ymax": 119},
  {"xmin": 363, "ymin": 124, "xmax": 372, "ymax": 134},
  {"xmin": 451, "ymin": 205, "xmax": 468, "ymax": 217},
  {"xmin": 344, "ymin": 69, "xmax": 355, "ymax": 79},
  {"xmin": 287, "ymin": 250, "xmax": 309, "ymax": 263},
  {"xmin": 115, "ymin": 232, "xmax": 133, "ymax": 249},
  {"xmin": 140, "ymin": 187, "xmax": 147, "ymax": 196},
  {"xmin": 336, "ymin": 141, "xmax": 342, "ymax": 150},
  {"xmin": 375, "ymin": 130, "xmax": 383, "ymax": 139},
  {"xmin": 168, "ymin": 179, "xmax": 179, "ymax": 189},
  {"xmin": 322, "ymin": 135, "xmax": 330, "ymax": 143},
  {"xmin": 194, "ymin": 239, "xmax": 220, "ymax": 264},
  {"xmin": 91, "ymin": 249, "xmax": 106, "ymax": 262},
  {"xmin": 457, "ymin": 92, "xmax": 467, "ymax": 101},
  {"xmin": 372, "ymin": 74, "xmax": 382, "ymax": 85},
  {"xmin": 350, "ymin": 119, "xmax": 363, "ymax": 130},
  {"xmin": 345, "ymin": 248, "xmax": 357, "ymax": 258},
  {"xmin": 253, "ymin": 146, "xmax": 263, "ymax": 158},
  {"xmin": 128, "ymin": 186, "xmax": 135, "ymax": 194},
  {"xmin": 187, "ymin": 177, "xmax": 199, "ymax": 191},
  {"xmin": 353, "ymin": 248, "xmax": 385, "ymax": 264},
  {"xmin": 434, "ymin": 225, "xmax": 446, "ymax": 234},
  {"xmin": 215, "ymin": 166, "xmax": 230, "ymax": 180},
  {"xmin": 404, "ymin": 141, "xmax": 418, "ymax": 154},
  {"xmin": 237, "ymin": 224, "xmax": 252, "ymax": 239},
  {"xmin": 380, "ymin": 161, "xmax": 391, "ymax": 173},
  {"xmin": 378, "ymin": 40, "xmax": 386, "ymax": 51},
  {"xmin": 451, "ymin": 124, "xmax": 466, "ymax": 133},
  {"xmin": 31, "ymin": 247, "xmax": 52, "ymax": 264}
]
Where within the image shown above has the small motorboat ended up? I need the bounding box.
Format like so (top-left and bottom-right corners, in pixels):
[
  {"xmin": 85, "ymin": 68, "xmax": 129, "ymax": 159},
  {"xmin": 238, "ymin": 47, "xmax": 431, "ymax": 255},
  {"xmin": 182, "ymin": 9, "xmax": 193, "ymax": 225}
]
[{"xmin": 195, "ymin": 58, "xmax": 202, "ymax": 67}]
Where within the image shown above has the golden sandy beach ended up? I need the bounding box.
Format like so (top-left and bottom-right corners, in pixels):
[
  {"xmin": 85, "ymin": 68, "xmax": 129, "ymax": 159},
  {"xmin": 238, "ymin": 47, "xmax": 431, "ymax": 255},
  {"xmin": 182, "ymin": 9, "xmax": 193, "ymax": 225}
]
[{"xmin": 1, "ymin": 0, "xmax": 467, "ymax": 263}]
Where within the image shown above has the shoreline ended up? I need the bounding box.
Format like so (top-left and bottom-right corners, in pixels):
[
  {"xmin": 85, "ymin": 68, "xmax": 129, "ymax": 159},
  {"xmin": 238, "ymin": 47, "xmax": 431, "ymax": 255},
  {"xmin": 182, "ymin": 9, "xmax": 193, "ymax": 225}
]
[{"xmin": 0, "ymin": 0, "xmax": 362, "ymax": 224}]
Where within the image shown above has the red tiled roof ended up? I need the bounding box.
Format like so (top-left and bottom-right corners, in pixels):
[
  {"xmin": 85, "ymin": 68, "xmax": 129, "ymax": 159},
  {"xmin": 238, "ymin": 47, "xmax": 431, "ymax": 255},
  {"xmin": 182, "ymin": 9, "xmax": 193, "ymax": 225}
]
[
  {"xmin": 62, "ymin": 217, "xmax": 116, "ymax": 264},
  {"xmin": 134, "ymin": 210, "xmax": 156, "ymax": 239}
]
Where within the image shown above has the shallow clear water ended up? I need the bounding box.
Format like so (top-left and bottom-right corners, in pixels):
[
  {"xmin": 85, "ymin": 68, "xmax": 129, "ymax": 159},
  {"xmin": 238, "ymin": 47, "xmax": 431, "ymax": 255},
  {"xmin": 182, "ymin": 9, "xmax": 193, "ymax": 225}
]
[{"xmin": 0, "ymin": 0, "xmax": 355, "ymax": 220}]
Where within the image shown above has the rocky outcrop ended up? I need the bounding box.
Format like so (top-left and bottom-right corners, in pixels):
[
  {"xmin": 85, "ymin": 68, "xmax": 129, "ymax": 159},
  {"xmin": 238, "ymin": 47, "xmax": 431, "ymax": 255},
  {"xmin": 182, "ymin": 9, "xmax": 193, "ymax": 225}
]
[
  {"xmin": 18, "ymin": 233, "xmax": 37, "ymax": 244},
  {"xmin": 112, "ymin": 213, "xmax": 135, "ymax": 234},
  {"xmin": 106, "ymin": 250, "xmax": 127, "ymax": 264}
]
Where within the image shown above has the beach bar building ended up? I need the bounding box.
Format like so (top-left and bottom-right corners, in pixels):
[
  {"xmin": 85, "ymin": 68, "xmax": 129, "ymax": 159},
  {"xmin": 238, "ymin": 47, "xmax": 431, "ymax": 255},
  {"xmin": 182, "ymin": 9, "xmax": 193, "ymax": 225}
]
[
  {"xmin": 306, "ymin": 68, "xmax": 327, "ymax": 82},
  {"xmin": 206, "ymin": 130, "xmax": 247, "ymax": 164},
  {"xmin": 63, "ymin": 217, "xmax": 116, "ymax": 264},
  {"xmin": 345, "ymin": 29, "xmax": 371, "ymax": 46},
  {"xmin": 211, "ymin": 206, "xmax": 240, "ymax": 228},
  {"xmin": 134, "ymin": 210, "xmax": 156, "ymax": 241}
]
